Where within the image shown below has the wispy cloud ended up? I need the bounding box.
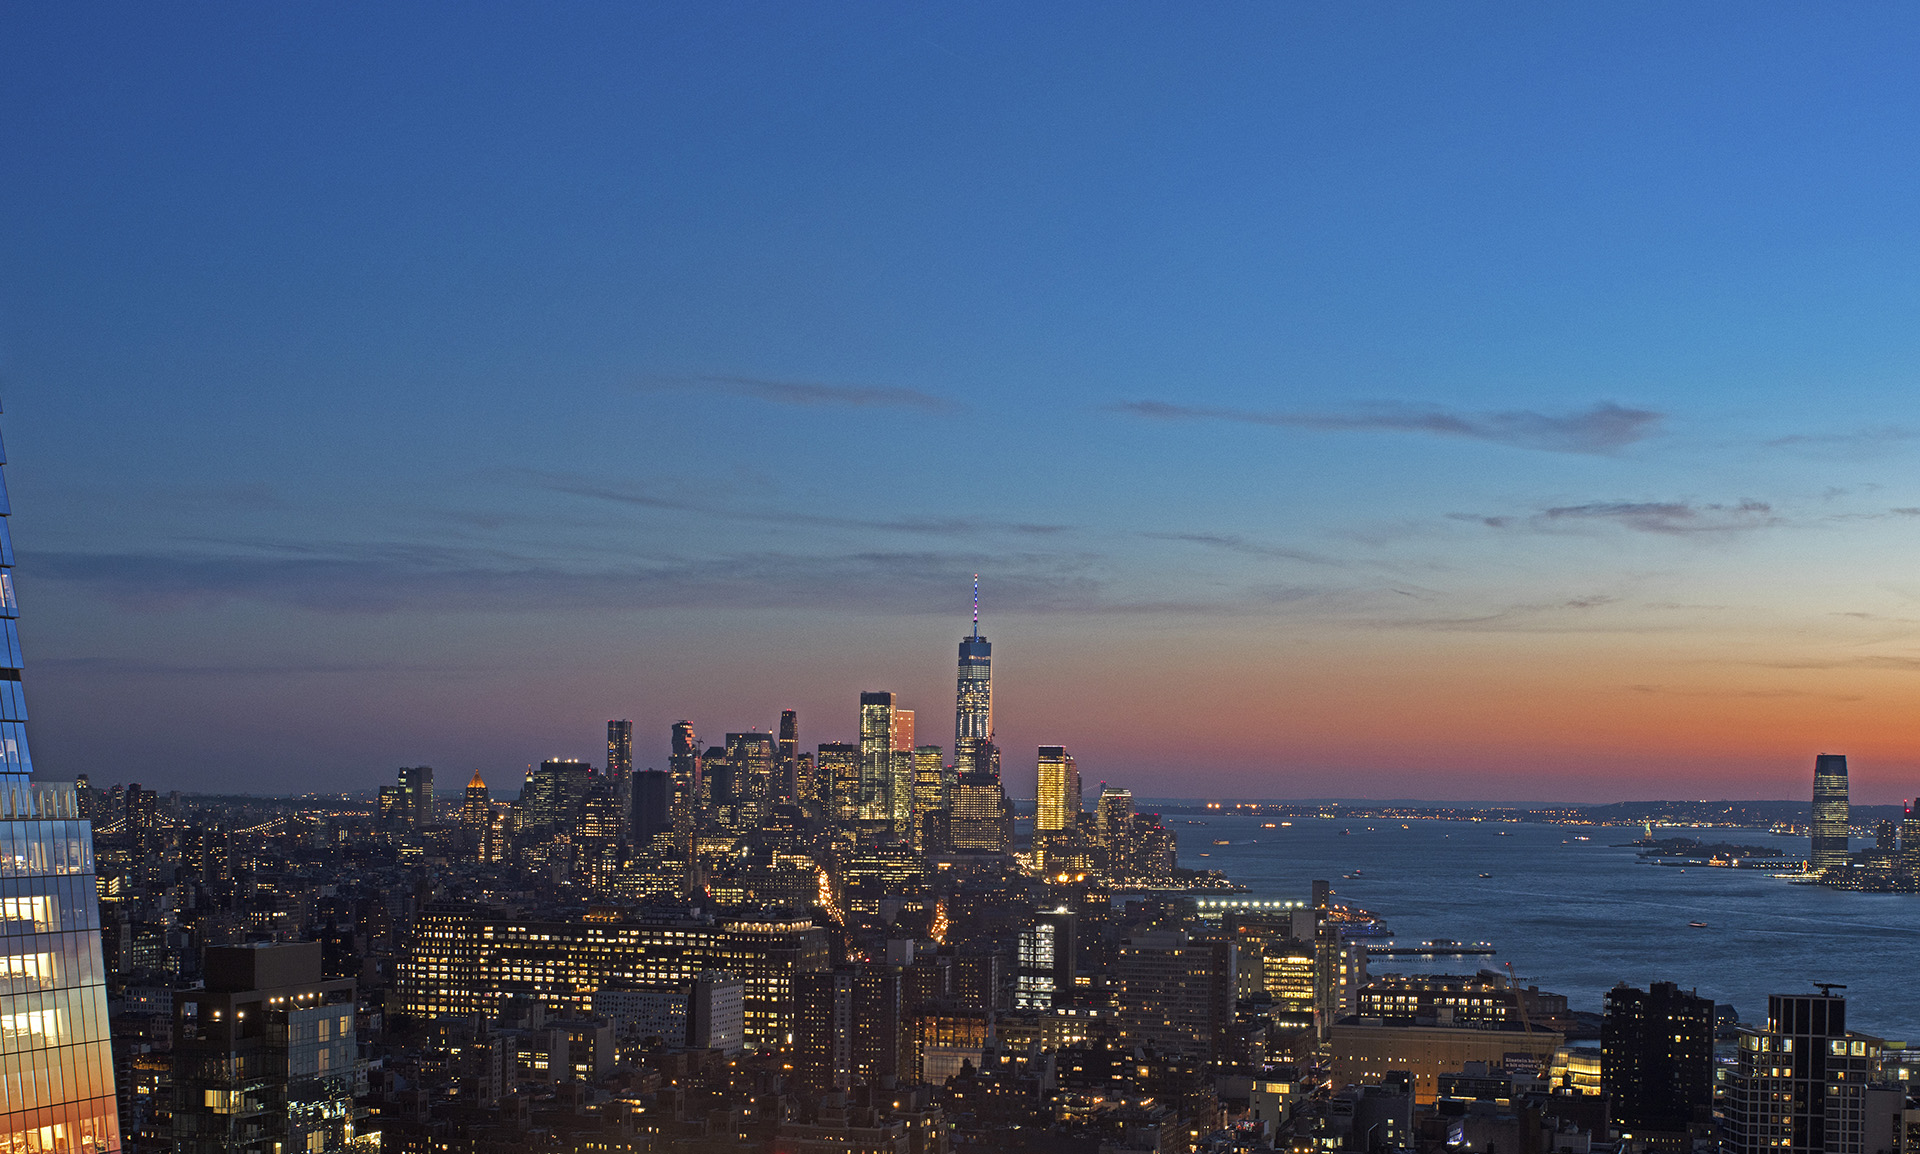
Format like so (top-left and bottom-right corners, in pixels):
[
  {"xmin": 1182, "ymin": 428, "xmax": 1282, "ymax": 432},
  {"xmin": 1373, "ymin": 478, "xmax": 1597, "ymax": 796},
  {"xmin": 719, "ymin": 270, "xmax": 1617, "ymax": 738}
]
[
  {"xmin": 1628, "ymin": 684, "xmax": 1863, "ymax": 701},
  {"xmin": 1111, "ymin": 400, "xmax": 1662, "ymax": 455},
  {"xmin": 1757, "ymin": 655, "xmax": 1920, "ymax": 673},
  {"xmin": 642, "ymin": 374, "xmax": 955, "ymax": 412},
  {"xmin": 530, "ymin": 472, "xmax": 1070, "ymax": 538},
  {"xmin": 31, "ymin": 546, "xmax": 1099, "ymax": 616},
  {"xmin": 1768, "ymin": 426, "xmax": 1920, "ymax": 453},
  {"xmin": 1139, "ymin": 531, "xmax": 1345, "ymax": 567},
  {"xmin": 36, "ymin": 656, "xmax": 469, "ymax": 678},
  {"xmin": 1452, "ymin": 500, "xmax": 1780, "ymax": 536},
  {"xmin": 32, "ymin": 542, "xmax": 1358, "ymax": 622},
  {"xmin": 1538, "ymin": 500, "xmax": 1777, "ymax": 535}
]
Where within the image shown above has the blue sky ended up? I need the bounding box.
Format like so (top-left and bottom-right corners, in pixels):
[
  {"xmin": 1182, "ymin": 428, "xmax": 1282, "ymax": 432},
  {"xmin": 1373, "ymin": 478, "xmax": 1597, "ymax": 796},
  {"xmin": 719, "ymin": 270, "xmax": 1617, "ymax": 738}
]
[{"xmin": 5, "ymin": 4, "xmax": 1920, "ymax": 800}]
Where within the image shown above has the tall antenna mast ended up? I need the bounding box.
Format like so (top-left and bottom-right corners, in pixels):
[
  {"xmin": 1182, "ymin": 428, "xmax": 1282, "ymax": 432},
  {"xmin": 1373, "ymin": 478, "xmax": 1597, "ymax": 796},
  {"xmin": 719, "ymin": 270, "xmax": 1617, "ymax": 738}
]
[{"xmin": 972, "ymin": 574, "xmax": 980, "ymax": 639}]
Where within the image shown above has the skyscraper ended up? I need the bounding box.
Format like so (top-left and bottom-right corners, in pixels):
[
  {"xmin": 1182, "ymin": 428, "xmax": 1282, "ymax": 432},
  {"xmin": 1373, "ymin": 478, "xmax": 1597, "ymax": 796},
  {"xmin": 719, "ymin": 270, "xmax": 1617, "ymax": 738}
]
[
  {"xmin": 954, "ymin": 577, "xmax": 992, "ymax": 775},
  {"xmin": 1602, "ymin": 981, "xmax": 1715, "ymax": 1152},
  {"xmin": 1035, "ymin": 746, "xmax": 1080, "ymax": 834},
  {"xmin": 858, "ymin": 692, "xmax": 896, "ymax": 825},
  {"xmin": 817, "ymin": 743, "xmax": 860, "ymax": 824},
  {"xmin": 462, "ymin": 774, "xmax": 491, "ymax": 862},
  {"xmin": 1096, "ymin": 785, "xmax": 1133, "ymax": 849},
  {"xmin": 889, "ymin": 709, "xmax": 915, "ymax": 836},
  {"xmin": 670, "ymin": 721, "xmax": 702, "ymax": 850},
  {"xmin": 1812, "ymin": 753, "xmax": 1850, "ymax": 874},
  {"xmin": 1724, "ymin": 990, "xmax": 1877, "ymax": 1154},
  {"xmin": 607, "ymin": 719, "xmax": 634, "ymax": 841},
  {"xmin": 462, "ymin": 773, "xmax": 490, "ymax": 833},
  {"xmin": 910, "ymin": 746, "xmax": 944, "ymax": 850},
  {"xmin": 398, "ymin": 765, "xmax": 434, "ymax": 827},
  {"xmin": 607, "ymin": 719, "xmax": 633, "ymax": 783},
  {"xmin": 0, "ymin": 410, "xmax": 122, "ymax": 1153},
  {"xmin": 632, "ymin": 769, "xmax": 672, "ymax": 848},
  {"xmin": 725, "ymin": 731, "xmax": 776, "ymax": 823},
  {"xmin": 777, "ymin": 710, "xmax": 799, "ymax": 802}
]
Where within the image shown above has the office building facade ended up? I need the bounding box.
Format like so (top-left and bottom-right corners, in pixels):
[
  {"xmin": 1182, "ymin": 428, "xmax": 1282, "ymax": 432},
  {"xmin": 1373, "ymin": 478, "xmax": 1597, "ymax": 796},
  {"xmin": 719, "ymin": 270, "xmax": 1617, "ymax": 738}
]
[
  {"xmin": 857, "ymin": 692, "xmax": 896, "ymax": 826},
  {"xmin": 397, "ymin": 907, "xmax": 829, "ymax": 1051},
  {"xmin": 1035, "ymin": 746, "xmax": 1080, "ymax": 834},
  {"xmin": 0, "ymin": 417, "xmax": 122, "ymax": 1154},
  {"xmin": 397, "ymin": 765, "xmax": 433, "ymax": 827},
  {"xmin": 954, "ymin": 606, "xmax": 992, "ymax": 777},
  {"xmin": 1812, "ymin": 753, "xmax": 1851, "ymax": 874}
]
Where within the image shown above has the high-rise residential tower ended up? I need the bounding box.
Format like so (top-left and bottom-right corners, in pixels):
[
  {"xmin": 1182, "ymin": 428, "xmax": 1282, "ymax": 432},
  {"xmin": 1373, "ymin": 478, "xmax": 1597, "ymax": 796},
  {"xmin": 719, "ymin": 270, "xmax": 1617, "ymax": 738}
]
[
  {"xmin": 1724, "ymin": 991, "xmax": 1877, "ymax": 1154},
  {"xmin": 670, "ymin": 721, "xmax": 702, "ymax": 850},
  {"xmin": 1811, "ymin": 754, "xmax": 1850, "ymax": 874},
  {"xmin": 1602, "ymin": 981, "xmax": 1715, "ymax": 1152},
  {"xmin": 777, "ymin": 710, "xmax": 799, "ymax": 802},
  {"xmin": 608, "ymin": 719, "xmax": 633, "ymax": 783},
  {"xmin": 857, "ymin": 692, "xmax": 896, "ymax": 825},
  {"xmin": 0, "ymin": 410, "xmax": 122, "ymax": 1152},
  {"xmin": 954, "ymin": 577, "xmax": 992, "ymax": 776},
  {"xmin": 1035, "ymin": 746, "xmax": 1080, "ymax": 834},
  {"xmin": 889, "ymin": 709, "xmax": 915, "ymax": 836}
]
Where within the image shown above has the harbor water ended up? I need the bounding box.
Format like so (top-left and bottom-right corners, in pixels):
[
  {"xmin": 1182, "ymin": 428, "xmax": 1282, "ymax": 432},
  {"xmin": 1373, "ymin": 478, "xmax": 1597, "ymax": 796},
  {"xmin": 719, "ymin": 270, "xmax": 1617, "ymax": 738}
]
[{"xmin": 1172, "ymin": 813, "xmax": 1920, "ymax": 1040}]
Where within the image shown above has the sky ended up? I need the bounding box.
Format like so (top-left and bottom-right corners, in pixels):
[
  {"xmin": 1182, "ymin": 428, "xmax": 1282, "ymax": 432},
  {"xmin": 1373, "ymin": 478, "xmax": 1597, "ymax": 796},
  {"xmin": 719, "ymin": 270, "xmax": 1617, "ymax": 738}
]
[{"xmin": 5, "ymin": 4, "xmax": 1920, "ymax": 802}]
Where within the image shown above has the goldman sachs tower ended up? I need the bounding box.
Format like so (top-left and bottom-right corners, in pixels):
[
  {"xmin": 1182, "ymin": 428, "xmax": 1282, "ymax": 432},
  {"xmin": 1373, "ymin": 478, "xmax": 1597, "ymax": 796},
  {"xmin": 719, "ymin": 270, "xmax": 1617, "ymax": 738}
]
[
  {"xmin": 954, "ymin": 576, "xmax": 997, "ymax": 777},
  {"xmin": 0, "ymin": 408, "xmax": 122, "ymax": 1152}
]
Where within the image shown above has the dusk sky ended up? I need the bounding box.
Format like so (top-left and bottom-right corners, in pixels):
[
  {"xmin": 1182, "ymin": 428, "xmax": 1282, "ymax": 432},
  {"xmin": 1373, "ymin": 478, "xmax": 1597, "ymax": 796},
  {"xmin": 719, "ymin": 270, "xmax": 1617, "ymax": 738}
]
[{"xmin": 6, "ymin": 5, "xmax": 1920, "ymax": 802}]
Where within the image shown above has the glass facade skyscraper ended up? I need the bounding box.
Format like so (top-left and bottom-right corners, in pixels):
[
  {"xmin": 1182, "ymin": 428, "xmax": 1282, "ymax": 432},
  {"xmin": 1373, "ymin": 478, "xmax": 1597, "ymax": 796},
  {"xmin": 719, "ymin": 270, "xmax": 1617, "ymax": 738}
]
[
  {"xmin": 1811, "ymin": 753, "xmax": 1850, "ymax": 874},
  {"xmin": 1035, "ymin": 746, "xmax": 1080, "ymax": 834},
  {"xmin": 857, "ymin": 692, "xmax": 896, "ymax": 825},
  {"xmin": 954, "ymin": 580, "xmax": 992, "ymax": 776},
  {"xmin": 0, "ymin": 415, "xmax": 121, "ymax": 1153}
]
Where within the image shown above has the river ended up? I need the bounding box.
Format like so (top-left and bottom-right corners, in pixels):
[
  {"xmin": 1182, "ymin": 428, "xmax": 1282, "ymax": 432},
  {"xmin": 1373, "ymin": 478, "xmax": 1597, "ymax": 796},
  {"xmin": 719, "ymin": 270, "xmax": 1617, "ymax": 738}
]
[{"xmin": 1170, "ymin": 813, "xmax": 1920, "ymax": 1040}]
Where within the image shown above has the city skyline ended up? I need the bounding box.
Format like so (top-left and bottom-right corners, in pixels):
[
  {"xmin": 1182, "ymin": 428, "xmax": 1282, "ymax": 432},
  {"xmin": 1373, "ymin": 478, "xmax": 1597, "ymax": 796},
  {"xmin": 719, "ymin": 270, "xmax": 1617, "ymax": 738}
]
[{"xmin": 11, "ymin": 7, "xmax": 1920, "ymax": 800}]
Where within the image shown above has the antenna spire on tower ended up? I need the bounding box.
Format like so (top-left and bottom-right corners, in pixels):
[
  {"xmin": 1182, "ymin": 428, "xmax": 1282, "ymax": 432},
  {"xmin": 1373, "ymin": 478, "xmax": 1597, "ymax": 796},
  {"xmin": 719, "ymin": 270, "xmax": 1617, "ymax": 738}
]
[{"xmin": 972, "ymin": 574, "xmax": 980, "ymax": 638}]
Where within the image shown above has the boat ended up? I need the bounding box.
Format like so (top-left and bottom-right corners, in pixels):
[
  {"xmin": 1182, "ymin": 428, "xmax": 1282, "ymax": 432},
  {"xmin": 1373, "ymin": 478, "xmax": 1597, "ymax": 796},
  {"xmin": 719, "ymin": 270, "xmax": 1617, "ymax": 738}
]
[
  {"xmin": 1213, "ymin": 839, "xmax": 1231, "ymax": 846},
  {"xmin": 1497, "ymin": 830, "xmax": 1511, "ymax": 836},
  {"xmin": 1340, "ymin": 829, "xmax": 1353, "ymax": 836},
  {"xmin": 1574, "ymin": 835, "xmax": 1590, "ymax": 841},
  {"xmin": 1262, "ymin": 822, "xmax": 1277, "ymax": 829},
  {"xmin": 1478, "ymin": 873, "xmax": 1492, "ymax": 879},
  {"xmin": 1688, "ymin": 921, "xmax": 1708, "ymax": 928}
]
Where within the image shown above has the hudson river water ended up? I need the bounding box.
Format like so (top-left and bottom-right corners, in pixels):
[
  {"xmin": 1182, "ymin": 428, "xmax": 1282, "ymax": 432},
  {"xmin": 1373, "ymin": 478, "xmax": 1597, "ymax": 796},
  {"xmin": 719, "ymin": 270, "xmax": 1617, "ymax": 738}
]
[{"xmin": 1171, "ymin": 814, "xmax": 1920, "ymax": 1040}]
